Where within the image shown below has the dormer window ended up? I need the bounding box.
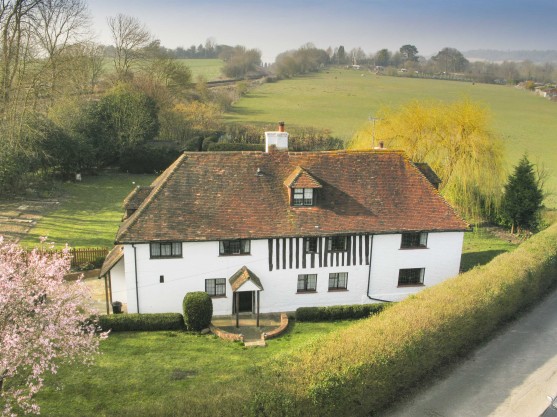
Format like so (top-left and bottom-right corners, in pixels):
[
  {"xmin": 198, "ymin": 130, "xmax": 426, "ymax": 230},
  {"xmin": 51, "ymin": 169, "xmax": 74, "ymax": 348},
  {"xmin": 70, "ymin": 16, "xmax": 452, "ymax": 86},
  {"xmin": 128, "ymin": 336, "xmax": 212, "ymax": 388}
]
[
  {"xmin": 293, "ymin": 188, "xmax": 314, "ymax": 206},
  {"xmin": 284, "ymin": 166, "xmax": 322, "ymax": 207}
]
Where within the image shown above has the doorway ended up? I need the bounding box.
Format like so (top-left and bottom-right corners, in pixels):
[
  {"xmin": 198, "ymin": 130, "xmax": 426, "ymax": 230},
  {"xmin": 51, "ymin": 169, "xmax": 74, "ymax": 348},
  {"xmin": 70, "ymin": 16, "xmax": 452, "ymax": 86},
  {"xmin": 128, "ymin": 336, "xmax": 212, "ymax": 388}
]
[{"xmin": 237, "ymin": 291, "xmax": 253, "ymax": 313}]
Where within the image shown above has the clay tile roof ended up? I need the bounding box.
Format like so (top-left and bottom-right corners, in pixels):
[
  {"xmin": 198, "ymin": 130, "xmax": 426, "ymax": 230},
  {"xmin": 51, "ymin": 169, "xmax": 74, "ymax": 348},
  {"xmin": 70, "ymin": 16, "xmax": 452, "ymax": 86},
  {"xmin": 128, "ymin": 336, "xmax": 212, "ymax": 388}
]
[
  {"xmin": 115, "ymin": 150, "xmax": 469, "ymax": 243},
  {"xmin": 229, "ymin": 266, "xmax": 263, "ymax": 292},
  {"xmin": 99, "ymin": 245, "xmax": 124, "ymax": 277},
  {"xmin": 124, "ymin": 186, "xmax": 153, "ymax": 210},
  {"xmin": 284, "ymin": 166, "xmax": 323, "ymax": 189}
]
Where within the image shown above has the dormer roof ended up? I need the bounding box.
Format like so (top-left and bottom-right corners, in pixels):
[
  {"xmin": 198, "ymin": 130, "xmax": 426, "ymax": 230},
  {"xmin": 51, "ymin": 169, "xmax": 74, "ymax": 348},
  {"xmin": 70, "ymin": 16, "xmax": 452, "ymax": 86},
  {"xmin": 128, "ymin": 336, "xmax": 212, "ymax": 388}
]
[{"xmin": 284, "ymin": 166, "xmax": 323, "ymax": 189}]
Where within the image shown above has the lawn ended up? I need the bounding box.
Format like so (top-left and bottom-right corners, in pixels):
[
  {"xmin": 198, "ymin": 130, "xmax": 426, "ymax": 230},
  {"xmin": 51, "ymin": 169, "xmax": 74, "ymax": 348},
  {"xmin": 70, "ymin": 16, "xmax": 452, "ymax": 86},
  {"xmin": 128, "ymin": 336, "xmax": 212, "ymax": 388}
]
[
  {"xmin": 226, "ymin": 69, "xmax": 557, "ymax": 207},
  {"xmin": 460, "ymin": 227, "xmax": 518, "ymax": 272},
  {"xmin": 35, "ymin": 321, "xmax": 349, "ymax": 417},
  {"xmin": 19, "ymin": 172, "xmax": 156, "ymax": 249}
]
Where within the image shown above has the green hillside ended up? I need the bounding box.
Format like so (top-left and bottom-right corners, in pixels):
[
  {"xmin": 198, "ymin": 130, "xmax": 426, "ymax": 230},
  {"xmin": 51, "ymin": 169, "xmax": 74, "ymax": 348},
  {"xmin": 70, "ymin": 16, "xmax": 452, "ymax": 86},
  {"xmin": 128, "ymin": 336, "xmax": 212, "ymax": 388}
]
[{"xmin": 226, "ymin": 69, "xmax": 557, "ymax": 206}]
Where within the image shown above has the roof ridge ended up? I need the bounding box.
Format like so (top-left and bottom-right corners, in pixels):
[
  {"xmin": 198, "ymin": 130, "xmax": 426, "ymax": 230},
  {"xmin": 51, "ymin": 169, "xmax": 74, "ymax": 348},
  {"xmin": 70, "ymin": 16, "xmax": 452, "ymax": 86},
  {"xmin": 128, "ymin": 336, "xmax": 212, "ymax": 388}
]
[{"xmin": 116, "ymin": 154, "xmax": 187, "ymax": 242}]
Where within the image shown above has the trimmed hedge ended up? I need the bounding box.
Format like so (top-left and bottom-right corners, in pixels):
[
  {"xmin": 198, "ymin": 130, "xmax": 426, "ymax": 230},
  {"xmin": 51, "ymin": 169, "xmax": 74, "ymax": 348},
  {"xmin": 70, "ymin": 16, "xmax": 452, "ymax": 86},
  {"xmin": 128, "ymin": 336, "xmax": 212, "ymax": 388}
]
[
  {"xmin": 206, "ymin": 143, "xmax": 265, "ymax": 152},
  {"xmin": 98, "ymin": 313, "xmax": 185, "ymax": 332},
  {"xmin": 296, "ymin": 303, "xmax": 386, "ymax": 322},
  {"xmin": 183, "ymin": 292, "xmax": 213, "ymax": 331},
  {"xmin": 252, "ymin": 223, "xmax": 557, "ymax": 416}
]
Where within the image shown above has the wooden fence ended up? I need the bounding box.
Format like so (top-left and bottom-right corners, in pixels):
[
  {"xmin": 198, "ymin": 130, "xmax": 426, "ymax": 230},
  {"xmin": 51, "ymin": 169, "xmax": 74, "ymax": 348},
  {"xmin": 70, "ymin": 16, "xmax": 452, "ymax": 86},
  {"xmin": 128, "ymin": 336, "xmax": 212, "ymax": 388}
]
[
  {"xmin": 34, "ymin": 247, "xmax": 109, "ymax": 268},
  {"xmin": 69, "ymin": 247, "xmax": 108, "ymax": 267}
]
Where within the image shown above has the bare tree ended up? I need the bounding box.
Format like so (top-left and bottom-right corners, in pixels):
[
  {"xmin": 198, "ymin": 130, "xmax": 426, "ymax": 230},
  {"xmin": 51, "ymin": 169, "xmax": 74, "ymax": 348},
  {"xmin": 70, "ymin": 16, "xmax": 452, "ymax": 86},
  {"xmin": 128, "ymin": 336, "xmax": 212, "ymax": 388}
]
[
  {"xmin": 107, "ymin": 13, "xmax": 151, "ymax": 80},
  {"xmin": 0, "ymin": 0, "xmax": 39, "ymax": 105},
  {"xmin": 33, "ymin": 0, "xmax": 90, "ymax": 98}
]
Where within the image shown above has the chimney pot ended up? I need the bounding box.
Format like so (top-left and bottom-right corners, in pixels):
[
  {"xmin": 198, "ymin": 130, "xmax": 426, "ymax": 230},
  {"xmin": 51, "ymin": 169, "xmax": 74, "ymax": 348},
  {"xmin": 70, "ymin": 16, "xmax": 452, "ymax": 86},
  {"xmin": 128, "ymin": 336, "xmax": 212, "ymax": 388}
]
[{"xmin": 278, "ymin": 121, "xmax": 285, "ymax": 132}]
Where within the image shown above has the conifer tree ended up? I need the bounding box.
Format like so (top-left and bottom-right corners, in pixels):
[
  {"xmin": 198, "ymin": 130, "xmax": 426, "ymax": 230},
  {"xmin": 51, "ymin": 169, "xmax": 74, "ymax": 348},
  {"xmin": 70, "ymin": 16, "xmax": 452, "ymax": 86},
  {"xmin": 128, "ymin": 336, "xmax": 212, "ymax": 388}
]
[{"xmin": 500, "ymin": 155, "xmax": 544, "ymax": 233}]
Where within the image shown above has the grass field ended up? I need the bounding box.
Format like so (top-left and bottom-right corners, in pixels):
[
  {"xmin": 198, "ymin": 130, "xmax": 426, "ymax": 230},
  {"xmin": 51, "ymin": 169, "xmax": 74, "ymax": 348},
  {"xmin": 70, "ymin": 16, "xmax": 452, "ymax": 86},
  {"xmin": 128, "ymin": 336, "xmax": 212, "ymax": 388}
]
[
  {"xmin": 179, "ymin": 58, "xmax": 224, "ymax": 81},
  {"xmin": 101, "ymin": 58, "xmax": 224, "ymax": 81},
  {"xmin": 19, "ymin": 172, "xmax": 155, "ymax": 249},
  {"xmin": 226, "ymin": 69, "xmax": 557, "ymax": 206},
  {"xmin": 35, "ymin": 321, "xmax": 348, "ymax": 416}
]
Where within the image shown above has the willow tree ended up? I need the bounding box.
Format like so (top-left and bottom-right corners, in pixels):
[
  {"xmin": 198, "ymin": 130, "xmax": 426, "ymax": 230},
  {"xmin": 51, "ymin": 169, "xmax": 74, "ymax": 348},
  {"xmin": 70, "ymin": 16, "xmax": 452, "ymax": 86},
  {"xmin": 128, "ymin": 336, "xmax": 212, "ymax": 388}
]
[{"xmin": 350, "ymin": 99, "xmax": 505, "ymax": 220}]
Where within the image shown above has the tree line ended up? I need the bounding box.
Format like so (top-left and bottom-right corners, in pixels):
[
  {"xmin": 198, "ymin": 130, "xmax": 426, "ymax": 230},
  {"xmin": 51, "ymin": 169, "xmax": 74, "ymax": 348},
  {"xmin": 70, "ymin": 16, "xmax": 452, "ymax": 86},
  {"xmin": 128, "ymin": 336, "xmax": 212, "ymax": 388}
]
[{"xmin": 272, "ymin": 43, "xmax": 557, "ymax": 84}]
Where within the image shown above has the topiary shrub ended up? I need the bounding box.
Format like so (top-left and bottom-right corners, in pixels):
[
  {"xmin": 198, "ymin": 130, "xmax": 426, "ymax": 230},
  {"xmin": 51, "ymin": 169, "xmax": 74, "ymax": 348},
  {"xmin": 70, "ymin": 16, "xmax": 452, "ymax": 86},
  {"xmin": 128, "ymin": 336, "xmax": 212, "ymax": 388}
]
[{"xmin": 183, "ymin": 291, "xmax": 213, "ymax": 331}]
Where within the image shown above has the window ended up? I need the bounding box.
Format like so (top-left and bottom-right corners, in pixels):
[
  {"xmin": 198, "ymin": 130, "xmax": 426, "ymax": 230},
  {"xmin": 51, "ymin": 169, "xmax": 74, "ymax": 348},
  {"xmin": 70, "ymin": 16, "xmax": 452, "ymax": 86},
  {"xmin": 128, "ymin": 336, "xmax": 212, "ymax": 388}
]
[
  {"xmin": 328, "ymin": 236, "xmax": 347, "ymax": 252},
  {"xmin": 329, "ymin": 272, "xmax": 348, "ymax": 290},
  {"xmin": 150, "ymin": 242, "xmax": 182, "ymax": 258},
  {"xmin": 219, "ymin": 239, "xmax": 250, "ymax": 255},
  {"xmin": 398, "ymin": 268, "xmax": 425, "ymax": 286},
  {"xmin": 293, "ymin": 188, "xmax": 314, "ymax": 206},
  {"xmin": 305, "ymin": 237, "xmax": 318, "ymax": 253},
  {"xmin": 297, "ymin": 274, "xmax": 317, "ymax": 292},
  {"xmin": 400, "ymin": 232, "xmax": 428, "ymax": 249},
  {"xmin": 205, "ymin": 278, "xmax": 226, "ymax": 297}
]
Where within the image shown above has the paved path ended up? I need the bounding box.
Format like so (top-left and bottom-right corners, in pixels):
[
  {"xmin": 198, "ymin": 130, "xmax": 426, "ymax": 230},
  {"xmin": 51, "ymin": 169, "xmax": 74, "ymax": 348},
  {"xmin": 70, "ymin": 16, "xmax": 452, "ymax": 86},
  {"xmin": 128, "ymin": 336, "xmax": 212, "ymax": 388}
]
[{"xmin": 383, "ymin": 288, "xmax": 557, "ymax": 417}]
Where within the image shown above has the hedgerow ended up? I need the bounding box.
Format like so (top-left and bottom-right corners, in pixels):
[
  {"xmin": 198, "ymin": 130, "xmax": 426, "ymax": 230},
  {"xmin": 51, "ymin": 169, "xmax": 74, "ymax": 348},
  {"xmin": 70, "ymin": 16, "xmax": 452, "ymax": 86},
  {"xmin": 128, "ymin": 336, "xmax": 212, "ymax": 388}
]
[
  {"xmin": 295, "ymin": 303, "xmax": 387, "ymax": 322},
  {"xmin": 98, "ymin": 313, "xmax": 185, "ymax": 332},
  {"xmin": 251, "ymin": 223, "xmax": 557, "ymax": 416}
]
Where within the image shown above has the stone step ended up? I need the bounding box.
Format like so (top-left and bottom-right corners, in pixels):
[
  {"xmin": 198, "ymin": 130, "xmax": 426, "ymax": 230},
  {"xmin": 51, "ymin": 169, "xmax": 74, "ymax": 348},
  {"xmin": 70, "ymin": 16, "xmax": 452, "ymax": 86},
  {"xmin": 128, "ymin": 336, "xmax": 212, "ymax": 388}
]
[{"xmin": 244, "ymin": 339, "xmax": 266, "ymax": 348}]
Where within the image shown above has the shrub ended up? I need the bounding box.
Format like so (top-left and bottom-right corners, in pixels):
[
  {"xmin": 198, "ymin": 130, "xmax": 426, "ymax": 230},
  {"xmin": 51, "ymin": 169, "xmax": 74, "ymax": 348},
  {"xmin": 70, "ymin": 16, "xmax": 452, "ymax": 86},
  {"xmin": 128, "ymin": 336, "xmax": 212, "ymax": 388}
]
[
  {"xmin": 296, "ymin": 303, "xmax": 386, "ymax": 322},
  {"xmin": 98, "ymin": 313, "xmax": 185, "ymax": 332},
  {"xmin": 183, "ymin": 292, "xmax": 213, "ymax": 331},
  {"xmin": 119, "ymin": 144, "xmax": 180, "ymax": 174}
]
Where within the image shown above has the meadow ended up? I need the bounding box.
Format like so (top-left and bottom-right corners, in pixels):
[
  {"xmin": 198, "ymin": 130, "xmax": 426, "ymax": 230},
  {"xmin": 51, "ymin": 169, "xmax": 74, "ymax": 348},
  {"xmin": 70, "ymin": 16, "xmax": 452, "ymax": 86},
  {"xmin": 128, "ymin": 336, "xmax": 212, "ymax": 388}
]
[
  {"xmin": 226, "ymin": 70, "xmax": 557, "ymax": 206},
  {"xmin": 178, "ymin": 58, "xmax": 224, "ymax": 81},
  {"xmin": 101, "ymin": 58, "xmax": 224, "ymax": 81}
]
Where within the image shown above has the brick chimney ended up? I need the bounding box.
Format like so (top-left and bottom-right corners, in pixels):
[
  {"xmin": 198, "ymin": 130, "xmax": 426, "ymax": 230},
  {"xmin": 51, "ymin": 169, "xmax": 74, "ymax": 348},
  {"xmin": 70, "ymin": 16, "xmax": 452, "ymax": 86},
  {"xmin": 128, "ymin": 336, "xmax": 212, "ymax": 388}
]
[{"xmin": 265, "ymin": 121, "xmax": 289, "ymax": 152}]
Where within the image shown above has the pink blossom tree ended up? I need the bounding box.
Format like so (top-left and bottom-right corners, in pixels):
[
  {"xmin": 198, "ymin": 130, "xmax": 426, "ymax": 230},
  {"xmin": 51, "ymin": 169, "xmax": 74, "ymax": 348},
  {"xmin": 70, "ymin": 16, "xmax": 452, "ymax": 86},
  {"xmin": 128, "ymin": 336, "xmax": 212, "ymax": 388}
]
[{"xmin": 0, "ymin": 237, "xmax": 107, "ymax": 416}]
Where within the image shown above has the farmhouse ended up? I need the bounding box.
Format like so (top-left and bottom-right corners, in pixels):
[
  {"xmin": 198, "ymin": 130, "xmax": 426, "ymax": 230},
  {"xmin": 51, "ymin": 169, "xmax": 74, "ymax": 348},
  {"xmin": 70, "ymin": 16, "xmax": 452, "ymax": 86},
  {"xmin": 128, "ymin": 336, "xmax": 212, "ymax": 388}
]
[{"xmin": 100, "ymin": 124, "xmax": 468, "ymax": 316}]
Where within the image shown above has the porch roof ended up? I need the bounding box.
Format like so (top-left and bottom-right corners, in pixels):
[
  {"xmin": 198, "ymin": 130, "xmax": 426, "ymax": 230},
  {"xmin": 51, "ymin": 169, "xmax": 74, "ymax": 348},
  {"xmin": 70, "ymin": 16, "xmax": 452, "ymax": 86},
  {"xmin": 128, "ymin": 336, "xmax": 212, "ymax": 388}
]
[{"xmin": 229, "ymin": 266, "xmax": 263, "ymax": 292}]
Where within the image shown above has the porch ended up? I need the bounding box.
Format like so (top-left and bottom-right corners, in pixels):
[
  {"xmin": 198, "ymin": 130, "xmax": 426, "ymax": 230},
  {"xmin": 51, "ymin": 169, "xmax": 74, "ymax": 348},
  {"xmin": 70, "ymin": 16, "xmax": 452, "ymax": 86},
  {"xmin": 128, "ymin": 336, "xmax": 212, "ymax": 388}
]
[{"xmin": 211, "ymin": 312, "xmax": 289, "ymax": 346}]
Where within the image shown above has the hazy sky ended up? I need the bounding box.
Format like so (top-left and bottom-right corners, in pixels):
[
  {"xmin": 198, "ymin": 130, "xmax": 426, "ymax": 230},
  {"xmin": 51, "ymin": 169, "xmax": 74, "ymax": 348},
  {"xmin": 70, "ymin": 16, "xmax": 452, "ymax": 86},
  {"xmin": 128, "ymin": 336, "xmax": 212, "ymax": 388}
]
[{"xmin": 89, "ymin": 0, "xmax": 557, "ymax": 63}]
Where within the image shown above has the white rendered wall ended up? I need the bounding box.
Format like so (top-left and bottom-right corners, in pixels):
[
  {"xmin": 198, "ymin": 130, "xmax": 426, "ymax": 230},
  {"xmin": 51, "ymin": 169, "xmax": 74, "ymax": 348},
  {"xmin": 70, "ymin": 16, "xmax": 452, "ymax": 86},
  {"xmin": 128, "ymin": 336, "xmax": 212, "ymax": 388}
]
[
  {"xmin": 109, "ymin": 258, "xmax": 127, "ymax": 306},
  {"xmin": 122, "ymin": 232, "xmax": 463, "ymax": 314},
  {"xmin": 368, "ymin": 232, "xmax": 464, "ymax": 302}
]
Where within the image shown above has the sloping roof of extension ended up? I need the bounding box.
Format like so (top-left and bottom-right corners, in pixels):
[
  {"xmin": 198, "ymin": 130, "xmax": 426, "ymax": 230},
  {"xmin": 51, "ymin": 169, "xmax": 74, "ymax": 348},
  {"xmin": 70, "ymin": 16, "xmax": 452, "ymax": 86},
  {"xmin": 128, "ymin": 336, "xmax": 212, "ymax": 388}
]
[
  {"xmin": 124, "ymin": 186, "xmax": 153, "ymax": 211},
  {"xmin": 99, "ymin": 245, "xmax": 124, "ymax": 277},
  {"xmin": 115, "ymin": 149, "xmax": 469, "ymax": 243}
]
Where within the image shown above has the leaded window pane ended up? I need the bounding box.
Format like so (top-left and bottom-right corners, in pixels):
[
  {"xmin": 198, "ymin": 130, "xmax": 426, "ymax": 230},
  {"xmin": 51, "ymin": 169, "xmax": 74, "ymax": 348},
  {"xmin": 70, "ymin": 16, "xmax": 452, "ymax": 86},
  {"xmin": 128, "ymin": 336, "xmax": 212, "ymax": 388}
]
[
  {"xmin": 329, "ymin": 272, "xmax": 348, "ymax": 289},
  {"xmin": 150, "ymin": 243, "xmax": 161, "ymax": 257},
  {"xmin": 172, "ymin": 242, "xmax": 182, "ymax": 256},
  {"xmin": 398, "ymin": 268, "xmax": 425, "ymax": 285},
  {"xmin": 304, "ymin": 188, "xmax": 313, "ymax": 205},
  {"xmin": 160, "ymin": 243, "xmax": 172, "ymax": 256},
  {"xmin": 293, "ymin": 188, "xmax": 304, "ymax": 206}
]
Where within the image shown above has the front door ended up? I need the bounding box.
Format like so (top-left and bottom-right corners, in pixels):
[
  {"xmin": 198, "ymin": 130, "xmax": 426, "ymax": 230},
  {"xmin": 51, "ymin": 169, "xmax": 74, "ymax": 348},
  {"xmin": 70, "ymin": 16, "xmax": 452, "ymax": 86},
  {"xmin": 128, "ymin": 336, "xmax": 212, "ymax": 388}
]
[{"xmin": 238, "ymin": 291, "xmax": 253, "ymax": 313}]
